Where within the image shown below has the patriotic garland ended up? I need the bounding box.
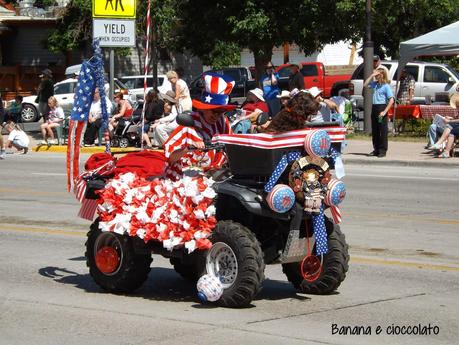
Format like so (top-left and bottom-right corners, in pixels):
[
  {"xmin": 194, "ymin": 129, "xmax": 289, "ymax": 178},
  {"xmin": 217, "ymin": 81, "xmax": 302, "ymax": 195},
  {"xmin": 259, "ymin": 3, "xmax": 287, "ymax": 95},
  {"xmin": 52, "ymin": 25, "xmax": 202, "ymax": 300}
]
[{"xmin": 97, "ymin": 173, "xmax": 217, "ymax": 253}]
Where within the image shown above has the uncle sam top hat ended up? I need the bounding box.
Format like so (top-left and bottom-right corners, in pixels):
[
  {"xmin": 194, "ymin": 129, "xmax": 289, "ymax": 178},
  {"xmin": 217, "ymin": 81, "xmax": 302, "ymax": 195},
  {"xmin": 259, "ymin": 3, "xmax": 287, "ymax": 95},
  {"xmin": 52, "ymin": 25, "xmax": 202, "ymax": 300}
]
[{"xmin": 192, "ymin": 73, "xmax": 237, "ymax": 111}]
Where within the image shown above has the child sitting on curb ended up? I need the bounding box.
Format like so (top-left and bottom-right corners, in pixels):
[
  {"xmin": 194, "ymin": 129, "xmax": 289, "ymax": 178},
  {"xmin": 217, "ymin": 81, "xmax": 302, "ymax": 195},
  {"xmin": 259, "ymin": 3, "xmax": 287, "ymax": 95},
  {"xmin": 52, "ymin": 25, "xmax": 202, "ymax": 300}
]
[{"xmin": 2, "ymin": 121, "xmax": 30, "ymax": 157}]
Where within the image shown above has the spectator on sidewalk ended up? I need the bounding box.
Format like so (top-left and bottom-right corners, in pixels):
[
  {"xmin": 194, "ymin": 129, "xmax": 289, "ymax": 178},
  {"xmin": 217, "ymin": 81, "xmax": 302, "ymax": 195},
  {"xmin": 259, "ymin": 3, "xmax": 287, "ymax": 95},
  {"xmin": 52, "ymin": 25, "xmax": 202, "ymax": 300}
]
[
  {"xmin": 364, "ymin": 68, "xmax": 395, "ymax": 158},
  {"xmin": 167, "ymin": 70, "xmax": 192, "ymax": 112},
  {"xmin": 429, "ymin": 93, "xmax": 459, "ymax": 158},
  {"xmin": 373, "ymin": 55, "xmax": 389, "ymax": 77},
  {"xmin": 397, "ymin": 69, "xmax": 415, "ymax": 105},
  {"xmin": 4, "ymin": 95, "xmax": 23, "ymax": 123},
  {"xmin": 36, "ymin": 69, "xmax": 54, "ymax": 122},
  {"xmin": 3, "ymin": 121, "xmax": 29, "ymax": 155},
  {"xmin": 148, "ymin": 91, "xmax": 179, "ymax": 148},
  {"xmin": 40, "ymin": 96, "xmax": 64, "ymax": 145},
  {"xmin": 141, "ymin": 89, "xmax": 165, "ymax": 148},
  {"xmin": 84, "ymin": 88, "xmax": 112, "ymax": 146},
  {"xmin": 260, "ymin": 61, "xmax": 281, "ymax": 117},
  {"xmin": 288, "ymin": 62, "xmax": 305, "ymax": 91},
  {"xmin": 109, "ymin": 92, "xmax": 133, "ymax": 133}
]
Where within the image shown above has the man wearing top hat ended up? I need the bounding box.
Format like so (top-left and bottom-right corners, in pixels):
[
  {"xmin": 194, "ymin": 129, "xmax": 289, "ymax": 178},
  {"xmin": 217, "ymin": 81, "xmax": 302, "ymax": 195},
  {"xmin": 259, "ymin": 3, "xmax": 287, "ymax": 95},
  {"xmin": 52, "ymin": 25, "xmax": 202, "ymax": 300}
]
[
  {"xmin": 163, "ymin": 73, "xmax": 236, "ymax": 180},
  {"xmin": 36, "ymin": 69, "xmax": 54, "ymax": 122}
]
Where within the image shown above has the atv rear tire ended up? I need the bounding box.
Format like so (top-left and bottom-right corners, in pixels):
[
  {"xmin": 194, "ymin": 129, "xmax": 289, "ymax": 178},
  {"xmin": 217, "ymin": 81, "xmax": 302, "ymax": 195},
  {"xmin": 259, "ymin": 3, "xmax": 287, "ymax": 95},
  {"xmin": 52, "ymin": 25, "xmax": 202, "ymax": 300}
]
[
  {"xmin": 86, "ymin": 221, "xmax": 152, "ymax": 293},
  {"xmin": 282, "ymin": 219, "xmax": 349, "ymax": 294},
  {"xmin": 206, "ymin": 220, "xmax": 265, "ymax": 308}
]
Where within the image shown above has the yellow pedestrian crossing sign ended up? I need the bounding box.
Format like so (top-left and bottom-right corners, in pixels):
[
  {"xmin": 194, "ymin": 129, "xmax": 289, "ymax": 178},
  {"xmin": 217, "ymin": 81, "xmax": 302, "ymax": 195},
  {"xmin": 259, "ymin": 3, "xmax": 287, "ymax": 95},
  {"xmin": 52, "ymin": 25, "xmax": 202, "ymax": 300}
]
[{"xmin": 92, "ymin": 0, "xmax": 136, "ymax": 19}]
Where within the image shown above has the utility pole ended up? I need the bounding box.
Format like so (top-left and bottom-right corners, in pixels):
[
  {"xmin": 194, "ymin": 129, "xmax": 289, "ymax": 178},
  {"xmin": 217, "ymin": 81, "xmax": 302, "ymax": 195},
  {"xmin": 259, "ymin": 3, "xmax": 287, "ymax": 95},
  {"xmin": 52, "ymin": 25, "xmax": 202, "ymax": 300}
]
[{"xmin": 363, "ymin": 0, "xmax": 374, "ymax": 134}]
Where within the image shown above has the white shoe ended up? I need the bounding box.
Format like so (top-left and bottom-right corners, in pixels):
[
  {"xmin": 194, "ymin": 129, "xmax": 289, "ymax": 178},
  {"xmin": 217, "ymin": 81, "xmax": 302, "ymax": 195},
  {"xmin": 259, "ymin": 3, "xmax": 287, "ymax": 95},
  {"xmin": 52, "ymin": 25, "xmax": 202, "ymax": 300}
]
[
  {"xmin": 49, "ymin": 139, "xmax": 58, "ymax": 145},
  {"xmin": 40, "ymin": 140, "xmax": 48, "ymax": 146},
  {"xmin": 0, "ymin": 152, "xmax": 5, "ymax": 160}
]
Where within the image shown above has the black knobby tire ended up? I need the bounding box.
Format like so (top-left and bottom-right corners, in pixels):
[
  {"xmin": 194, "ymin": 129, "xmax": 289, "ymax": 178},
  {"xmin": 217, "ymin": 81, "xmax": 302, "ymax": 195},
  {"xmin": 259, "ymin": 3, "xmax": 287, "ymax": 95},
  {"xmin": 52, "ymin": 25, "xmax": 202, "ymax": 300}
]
[
  {"xmin": 208, "ymin": 220, "xmax": 265, "ymax": 308},
  {"xmin": 170, "ymin": 252, "xmax": 206, "ymax": 282},
  {"xmin": 282, "ymin": 218, "xmax": 349, "ymax": 294},
  {"xmin": 85, "ymin": 221, "xmax": 152, "ymax": 293}
]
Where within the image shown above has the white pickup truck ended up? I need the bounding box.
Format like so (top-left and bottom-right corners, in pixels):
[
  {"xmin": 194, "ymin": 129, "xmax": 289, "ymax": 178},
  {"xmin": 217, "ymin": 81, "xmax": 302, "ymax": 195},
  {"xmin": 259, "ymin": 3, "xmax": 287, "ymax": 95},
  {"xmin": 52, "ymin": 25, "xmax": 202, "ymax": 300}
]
[{"xmin": 349, "ymin": 60, "xmax": 459, "ymax": 109}]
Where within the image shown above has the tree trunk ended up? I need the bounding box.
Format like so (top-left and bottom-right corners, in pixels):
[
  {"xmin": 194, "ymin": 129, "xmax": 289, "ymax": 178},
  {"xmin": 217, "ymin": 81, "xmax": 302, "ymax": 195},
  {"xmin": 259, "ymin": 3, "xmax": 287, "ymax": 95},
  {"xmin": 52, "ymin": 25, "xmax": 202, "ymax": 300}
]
[{"xmin": 252, "ymin": 46, "xmax": 273, "ymax": 88}]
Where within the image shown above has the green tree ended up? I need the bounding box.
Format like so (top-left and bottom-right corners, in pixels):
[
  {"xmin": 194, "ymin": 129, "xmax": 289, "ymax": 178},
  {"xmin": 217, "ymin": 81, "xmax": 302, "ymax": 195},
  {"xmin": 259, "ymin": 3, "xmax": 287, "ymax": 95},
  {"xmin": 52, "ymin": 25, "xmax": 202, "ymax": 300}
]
[
  {"xmin": 338, "ymin": 0, "xmax": 459, "ymax": 58},
  {"xmin": 173, "ymin": 0, "xmax": 361, "ymax": 79}
]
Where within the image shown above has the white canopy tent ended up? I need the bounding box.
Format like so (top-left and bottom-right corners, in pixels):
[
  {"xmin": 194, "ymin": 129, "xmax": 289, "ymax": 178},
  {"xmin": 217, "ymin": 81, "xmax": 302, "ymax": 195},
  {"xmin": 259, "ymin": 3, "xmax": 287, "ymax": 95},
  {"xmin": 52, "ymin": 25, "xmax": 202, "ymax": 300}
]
[{"xmin": 398, "ymin": 20, "xmax": 459, "ymax": 77}]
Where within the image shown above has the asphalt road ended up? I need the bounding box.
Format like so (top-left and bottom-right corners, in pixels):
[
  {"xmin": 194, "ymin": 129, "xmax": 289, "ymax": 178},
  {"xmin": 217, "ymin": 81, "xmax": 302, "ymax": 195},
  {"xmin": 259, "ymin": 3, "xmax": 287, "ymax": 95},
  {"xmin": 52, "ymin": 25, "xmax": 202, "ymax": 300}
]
[{"xmin": 0, "ymin": 153, "xmax": 458, "ymax": 345}]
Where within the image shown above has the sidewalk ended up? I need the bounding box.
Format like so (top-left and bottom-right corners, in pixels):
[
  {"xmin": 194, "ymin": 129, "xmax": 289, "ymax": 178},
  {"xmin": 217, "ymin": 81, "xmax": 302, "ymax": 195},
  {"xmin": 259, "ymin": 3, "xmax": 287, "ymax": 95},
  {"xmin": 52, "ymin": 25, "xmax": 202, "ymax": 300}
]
[
  {"xmin": 27, "ymin": 136, "xmax": 459, "ymax": 167},
  {"xmin": 343, "ymin": 139, "xmax": 459, "ymax": 167}
]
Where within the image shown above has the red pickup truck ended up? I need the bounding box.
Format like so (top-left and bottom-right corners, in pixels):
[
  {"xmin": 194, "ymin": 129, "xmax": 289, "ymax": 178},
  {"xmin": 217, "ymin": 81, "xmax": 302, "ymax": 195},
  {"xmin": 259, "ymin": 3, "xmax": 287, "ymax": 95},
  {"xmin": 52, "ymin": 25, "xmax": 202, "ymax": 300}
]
[{"xmin": 275, "ymin": 62, "xmax": 352, "ymax": 97}]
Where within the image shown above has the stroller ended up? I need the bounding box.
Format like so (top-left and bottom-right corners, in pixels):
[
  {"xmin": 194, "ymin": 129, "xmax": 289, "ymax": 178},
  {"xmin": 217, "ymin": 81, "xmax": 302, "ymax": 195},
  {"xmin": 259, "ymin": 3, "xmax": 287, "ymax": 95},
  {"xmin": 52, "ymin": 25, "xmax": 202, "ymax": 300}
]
[{"xmin": 110, "ymin": 101, "xmax": 143, "ymax": 148}]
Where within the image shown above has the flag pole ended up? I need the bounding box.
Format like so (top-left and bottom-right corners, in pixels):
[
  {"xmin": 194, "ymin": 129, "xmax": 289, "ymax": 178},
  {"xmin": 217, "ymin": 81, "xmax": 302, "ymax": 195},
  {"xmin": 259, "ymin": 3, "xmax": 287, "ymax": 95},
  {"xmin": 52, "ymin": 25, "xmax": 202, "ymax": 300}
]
[{"xmin": 141, "ymin": 0, "xmax": 152, "ymax": 150}]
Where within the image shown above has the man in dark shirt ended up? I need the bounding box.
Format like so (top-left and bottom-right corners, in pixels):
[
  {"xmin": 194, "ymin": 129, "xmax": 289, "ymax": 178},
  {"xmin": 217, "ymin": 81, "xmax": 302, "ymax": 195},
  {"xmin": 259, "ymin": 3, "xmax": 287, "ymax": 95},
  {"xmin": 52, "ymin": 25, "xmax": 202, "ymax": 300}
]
[
  {"xmin": 36, "ymin": 69, "xmax": 54, "ymax": 122},
  {"xmin": 288, "ymin": 63, "xmax": 305, "ymax": 91}
]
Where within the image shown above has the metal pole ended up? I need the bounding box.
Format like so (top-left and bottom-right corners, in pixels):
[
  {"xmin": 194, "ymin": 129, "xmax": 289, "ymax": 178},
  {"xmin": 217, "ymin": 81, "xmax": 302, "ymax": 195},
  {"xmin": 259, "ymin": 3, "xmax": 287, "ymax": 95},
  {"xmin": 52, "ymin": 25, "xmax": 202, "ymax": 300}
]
[
  {"xmin": 151, "ymin": 12, "xmax": 157, "ymax": 91},
  {"xmin": 363, "ymin": 0, "xmax": 373, "ymax": 134},
  {"xmin": 109, "ymin": 48, "xmax": 115, "ymax": 102}
]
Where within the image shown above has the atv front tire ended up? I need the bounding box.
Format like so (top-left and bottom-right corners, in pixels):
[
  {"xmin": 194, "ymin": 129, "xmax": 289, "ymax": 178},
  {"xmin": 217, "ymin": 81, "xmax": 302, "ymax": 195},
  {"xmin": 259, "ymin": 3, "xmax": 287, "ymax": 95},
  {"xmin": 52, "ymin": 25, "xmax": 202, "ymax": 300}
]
[
  {"xmin": 86, "ymin": 221, "xmax": 152, "ymax": 293},
  {"xmin": 206, "ymin": 220, "xmax": 265, "ymax": 308},
  {"xmin": 282, "ymin": 219, "xmax": 349, "ymax": 294},
  {"xmin": 170, "ymin": 252, "xmax": 206, "ymax": 282}
]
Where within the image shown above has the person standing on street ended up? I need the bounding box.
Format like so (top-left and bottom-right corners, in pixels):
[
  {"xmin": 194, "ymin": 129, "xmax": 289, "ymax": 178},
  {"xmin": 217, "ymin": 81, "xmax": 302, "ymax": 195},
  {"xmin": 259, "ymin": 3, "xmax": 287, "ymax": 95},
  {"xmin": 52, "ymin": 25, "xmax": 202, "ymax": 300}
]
[
  {"xmin": 364, "ymin": 68, "xmax": 394, "ymax": 158},
  {"xmin": 36, "ymin": 69, "xmax": 54, "ymax": 122},
  {"xmin": 288, "ymin": 62, "xmax": 305, "ymax": 91},
  {"xmin": 260, "ymin": 62, "xmax": 281, "ymax": 117}
]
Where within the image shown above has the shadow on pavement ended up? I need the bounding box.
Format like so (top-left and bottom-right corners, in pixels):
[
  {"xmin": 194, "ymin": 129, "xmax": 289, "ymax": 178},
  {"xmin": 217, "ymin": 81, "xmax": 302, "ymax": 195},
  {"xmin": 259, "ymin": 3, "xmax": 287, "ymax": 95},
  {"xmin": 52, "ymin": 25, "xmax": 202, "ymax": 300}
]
[{"xmin": 38, "ymin": 264, "xmax": 313, "ymax": 306}]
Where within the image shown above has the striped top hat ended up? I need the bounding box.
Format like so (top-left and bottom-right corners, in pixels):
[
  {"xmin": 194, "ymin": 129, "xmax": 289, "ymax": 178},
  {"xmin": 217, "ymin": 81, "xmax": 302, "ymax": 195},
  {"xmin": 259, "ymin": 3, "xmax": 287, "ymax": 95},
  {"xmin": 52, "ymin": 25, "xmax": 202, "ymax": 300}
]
[{"xmin": 192, "ymin": 73, "xmax": 237, "ymax": 110}]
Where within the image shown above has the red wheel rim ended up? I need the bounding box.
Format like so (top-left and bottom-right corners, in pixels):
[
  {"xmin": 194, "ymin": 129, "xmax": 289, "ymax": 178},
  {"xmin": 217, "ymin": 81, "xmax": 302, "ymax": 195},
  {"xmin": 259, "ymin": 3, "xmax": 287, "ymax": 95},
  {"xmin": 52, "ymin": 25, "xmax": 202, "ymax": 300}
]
[
  {"xmin": 301, "ymin": 255, "xmax": 322, "ymax": 282},
  {"xmin": 95, "ymin": 246, "xmax": 120, "ymax": 274}
]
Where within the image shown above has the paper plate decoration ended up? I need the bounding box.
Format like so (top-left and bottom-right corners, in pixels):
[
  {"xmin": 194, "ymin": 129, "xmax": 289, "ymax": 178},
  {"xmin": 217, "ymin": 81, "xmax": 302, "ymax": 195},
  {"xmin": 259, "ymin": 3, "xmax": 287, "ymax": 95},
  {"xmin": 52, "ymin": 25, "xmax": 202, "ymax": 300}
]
[
  {"xmin": 324, "ymin": 178, "xmax": 346, "ymax": 206},
  {"xmin": 197, "ymin": 274, "xmax": 223, "ymax": 302},
  {"xmin": 267, "ymin": 184, "xmax": 295, "ymax": 213},
  {"xmin": 304, "ymin": 129, "xmax": 331, "ymax": 157}
]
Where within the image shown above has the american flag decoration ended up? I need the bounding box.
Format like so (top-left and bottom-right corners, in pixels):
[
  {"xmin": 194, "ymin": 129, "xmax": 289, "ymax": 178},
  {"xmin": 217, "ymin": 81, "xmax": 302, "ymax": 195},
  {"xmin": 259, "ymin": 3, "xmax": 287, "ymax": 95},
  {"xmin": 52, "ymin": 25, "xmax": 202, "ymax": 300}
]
[
  {"xmin": 304, "ymin": 129, "xmax": 331, "ymax": 157},
  {"xmin": 312, "ymin": 205, "xmax": 328, "ymax": 255},
  {"xmin": 266, "ymin": 184, "xmax": 295, "ymax": 213},
  {"xmin": 264, "ymin": 151, "xmax": 301, "ymax": 193},
  {"xmin": 92, "ymin": 39, "xmax": 111, "ymax": 154},
  {"xmin": 66, "ymin": 60, "xmax": 96, "ymax": 191}
]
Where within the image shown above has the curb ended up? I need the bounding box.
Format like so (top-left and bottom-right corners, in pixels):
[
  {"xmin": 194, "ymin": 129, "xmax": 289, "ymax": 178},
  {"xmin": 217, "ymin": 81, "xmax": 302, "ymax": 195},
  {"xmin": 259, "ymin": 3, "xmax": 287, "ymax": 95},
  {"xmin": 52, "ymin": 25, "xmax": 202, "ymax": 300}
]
[{"xmin": 343, "ymin": 158, "xmax": 459, "ymax": 168}]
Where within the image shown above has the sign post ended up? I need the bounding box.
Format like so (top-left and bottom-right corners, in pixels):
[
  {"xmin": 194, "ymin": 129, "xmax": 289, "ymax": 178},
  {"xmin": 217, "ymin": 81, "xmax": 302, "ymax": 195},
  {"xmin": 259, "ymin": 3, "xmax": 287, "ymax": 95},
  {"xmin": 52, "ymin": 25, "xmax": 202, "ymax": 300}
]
[{"xmin": 92, "ymin": 0, "xmax": 136, "ymax": 101}]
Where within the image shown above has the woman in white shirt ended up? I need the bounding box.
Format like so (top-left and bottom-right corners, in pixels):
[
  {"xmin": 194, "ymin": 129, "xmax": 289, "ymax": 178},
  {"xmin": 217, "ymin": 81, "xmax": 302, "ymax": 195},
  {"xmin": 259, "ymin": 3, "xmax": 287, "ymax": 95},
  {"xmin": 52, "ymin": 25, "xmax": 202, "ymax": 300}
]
[
  {"xmin": 40, "ymin": 96, "xmax": 64, "ymax": 145},
  {"xmin": 167, "ymin": 70, "xmax": 192, "ymax": 112}
]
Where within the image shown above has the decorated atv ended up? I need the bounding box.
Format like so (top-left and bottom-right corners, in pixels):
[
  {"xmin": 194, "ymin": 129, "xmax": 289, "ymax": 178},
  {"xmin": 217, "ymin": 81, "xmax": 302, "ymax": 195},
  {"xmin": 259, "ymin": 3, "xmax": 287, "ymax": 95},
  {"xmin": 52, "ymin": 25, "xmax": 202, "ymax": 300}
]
[{"xmin": 83, "ymin": 122, "xmax": 349, "ymax": 308}]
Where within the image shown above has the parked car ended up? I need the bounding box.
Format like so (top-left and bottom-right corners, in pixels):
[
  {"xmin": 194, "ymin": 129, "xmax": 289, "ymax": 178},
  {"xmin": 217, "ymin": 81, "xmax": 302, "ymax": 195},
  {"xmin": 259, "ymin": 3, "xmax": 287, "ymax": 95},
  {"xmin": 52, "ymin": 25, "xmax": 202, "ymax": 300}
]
[
  {"xmin": 16, "ymin": 78, "xmax": 132, "ymax": 122},
  {"xmin": 119, "ymin": 75, "xmax": 172, "ymax": 100},
  {"xmin": 190, "ymin": 67, "xmax": 256, "ymax": 104},
  {"xmin": 349, "ymin": 60, "xmax": 459, "ymax": 109},
  {"xmin": 275, "ymin": 62, "xmax": 353, "ymax": 97}
]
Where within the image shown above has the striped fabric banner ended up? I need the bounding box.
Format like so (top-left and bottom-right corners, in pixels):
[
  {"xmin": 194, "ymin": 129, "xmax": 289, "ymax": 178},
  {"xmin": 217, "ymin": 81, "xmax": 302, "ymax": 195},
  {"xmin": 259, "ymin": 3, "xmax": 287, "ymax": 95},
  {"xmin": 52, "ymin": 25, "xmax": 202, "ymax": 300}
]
[{"xmin": 212, "ymin": 126, "xmax": 346, "ymax": 149}]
